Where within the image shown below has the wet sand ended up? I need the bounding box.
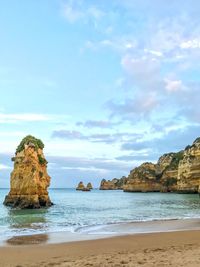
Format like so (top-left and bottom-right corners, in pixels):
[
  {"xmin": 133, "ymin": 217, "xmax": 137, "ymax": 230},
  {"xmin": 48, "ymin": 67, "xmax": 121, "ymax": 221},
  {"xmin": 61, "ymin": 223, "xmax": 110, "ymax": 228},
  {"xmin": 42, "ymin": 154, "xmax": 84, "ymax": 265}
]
[
  {"xmin": 1, "ymin": 227, "xmax": 200, "ymax": 266},
  {"xmin": 1, "ymin": 219, "xmax": 200, "ymax": 266}
]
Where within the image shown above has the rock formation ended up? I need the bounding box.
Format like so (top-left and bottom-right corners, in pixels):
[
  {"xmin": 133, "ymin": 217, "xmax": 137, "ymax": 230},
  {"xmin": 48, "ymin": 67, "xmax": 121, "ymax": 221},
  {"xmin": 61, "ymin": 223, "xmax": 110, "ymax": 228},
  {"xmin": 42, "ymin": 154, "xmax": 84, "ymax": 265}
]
[
  {"xmin": 102, "ymin": 137, "xmax": 200, "ymax": 194},
  {"xmin": 4, "ymin": 135, "xmax": 52, "ymax": 209},
  {"xmin": 86, "ymin": 182, "xmax": 93, "ymax": 190},
  {"xmin": 82, "ymin": 187, "xmax": 90, "ymax": 192},
  {"xmin": 124, "ymin": 162, "xmax": 162, "ymax": 192},
  {"xmin": 99, "ymin": 176, "xmax": 127, "ymax": 190},
  {"xmin": 177, "ymin": 138, "xmax": 200, "ymax": 193},
  {"xmin": 76, "ymin": 181, "xmax": 85, "ymax": 191},
  {"xmin": 123, "ymin": 152, "xmax": 183, "ymax": 193},
  {"xmin": 76, "ymin": 181, "xmax": 92, "ymax": 191}
]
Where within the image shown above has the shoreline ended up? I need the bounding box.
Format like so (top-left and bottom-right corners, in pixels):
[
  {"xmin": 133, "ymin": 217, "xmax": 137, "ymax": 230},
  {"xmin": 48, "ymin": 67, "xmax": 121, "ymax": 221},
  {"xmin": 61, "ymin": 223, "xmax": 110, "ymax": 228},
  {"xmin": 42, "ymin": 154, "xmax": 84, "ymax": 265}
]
[
  {"xmin": 1, "ymin": 229, "xmax": 200, "ymax": 266},
  {"xmin": 1, "ymin": 217, "xmax": 200, "ymax": 247}
]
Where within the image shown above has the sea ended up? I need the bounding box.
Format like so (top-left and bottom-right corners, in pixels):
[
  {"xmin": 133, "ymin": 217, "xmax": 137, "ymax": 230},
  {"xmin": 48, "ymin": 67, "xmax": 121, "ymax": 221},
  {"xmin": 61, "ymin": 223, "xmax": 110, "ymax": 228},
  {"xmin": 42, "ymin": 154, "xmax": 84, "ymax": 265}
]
[{"xmin": 0, "ymin": 188, "xmax": 200, "ymax": 243}]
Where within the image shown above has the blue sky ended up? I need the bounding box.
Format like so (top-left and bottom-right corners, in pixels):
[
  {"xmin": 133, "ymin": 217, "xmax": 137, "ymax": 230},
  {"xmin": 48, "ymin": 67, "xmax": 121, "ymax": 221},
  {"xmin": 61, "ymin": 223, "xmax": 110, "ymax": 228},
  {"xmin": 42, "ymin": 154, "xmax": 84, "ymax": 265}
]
[{"xmin": 1, "ymin": 0, "xmax": 200, "ymax": 188}]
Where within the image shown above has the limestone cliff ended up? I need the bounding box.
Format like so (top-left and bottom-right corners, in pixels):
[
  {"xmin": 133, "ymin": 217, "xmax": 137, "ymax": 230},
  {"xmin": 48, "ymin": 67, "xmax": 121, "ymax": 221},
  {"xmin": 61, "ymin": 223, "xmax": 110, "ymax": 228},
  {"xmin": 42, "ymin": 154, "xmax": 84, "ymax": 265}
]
[
  {"xmin": 4, "ymin": 135, "xmax": 52, "ymax": 209},
  {"xmin": 99, "ymin": 137, "xmax": 200, "ymax": 193},
  {"xmin": 99, "ymin": 176, "xmax": 127, "ymax": 190},
  {"xmin": 123, "ymin": 162, "xmax": 162, "ymax": 192},
  {"xmin": 156, "ymin": 152, "xmax": 183, "ymax": 192},
  {"xmin": 177, "ymin": 138, "xmax": 200, "ymax": 193},
  {"xmin": 123, "ymin": 152, "xmax": 183, "ymax": 193},
  {"xmin": 123, "ymin": 136, "xmax": 200, "ymax": 193}
]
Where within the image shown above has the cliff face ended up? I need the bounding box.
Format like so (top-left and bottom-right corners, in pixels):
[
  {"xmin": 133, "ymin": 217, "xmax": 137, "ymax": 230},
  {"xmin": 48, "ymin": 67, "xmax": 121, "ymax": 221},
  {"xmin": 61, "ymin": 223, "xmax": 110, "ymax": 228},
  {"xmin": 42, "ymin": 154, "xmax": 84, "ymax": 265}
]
[
  {"xmin": 98, "ymin": 137, "xmax": 200, "ymax": 193},
  {"xmin": 156, "ymin": 152, "xmax": 183, "ymax": 192},
  {"xmin": 99, "ymin": 176, "xmax": 127, "ymax": 190},
  {"xmin": 4, "ymin": 136, "xmax": 52, "ymax": 209},
  {"xmin": 123, "ymin": 152, "xmax": 184, "ymax": 193},
  {"xmin": 123, "ymin": 137, "xmax": 200, "ymax": 193},
  {"xmin": 124, "ymin": 162, "xmax": 163, "ymax": 192},
  {"xmin": 177, "ymin": 138, "xmax": 200, "ymax": 193}
]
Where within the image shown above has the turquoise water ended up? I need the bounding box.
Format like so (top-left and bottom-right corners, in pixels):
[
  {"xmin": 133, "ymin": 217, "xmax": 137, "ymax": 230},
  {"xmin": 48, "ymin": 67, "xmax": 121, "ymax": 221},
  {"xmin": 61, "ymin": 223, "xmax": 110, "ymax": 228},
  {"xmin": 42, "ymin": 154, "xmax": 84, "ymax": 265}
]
[{"xmin": 0, "ymin": 189, "xmax": 200, "ymax": 239}]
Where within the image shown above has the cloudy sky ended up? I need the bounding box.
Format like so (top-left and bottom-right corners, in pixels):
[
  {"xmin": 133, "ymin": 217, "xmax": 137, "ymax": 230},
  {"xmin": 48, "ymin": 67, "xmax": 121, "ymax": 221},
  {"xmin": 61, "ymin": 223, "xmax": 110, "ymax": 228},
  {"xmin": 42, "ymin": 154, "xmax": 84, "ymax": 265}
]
[{"xmin": 1, "ymin": 0, "xmax": 200, "ymax": 188}]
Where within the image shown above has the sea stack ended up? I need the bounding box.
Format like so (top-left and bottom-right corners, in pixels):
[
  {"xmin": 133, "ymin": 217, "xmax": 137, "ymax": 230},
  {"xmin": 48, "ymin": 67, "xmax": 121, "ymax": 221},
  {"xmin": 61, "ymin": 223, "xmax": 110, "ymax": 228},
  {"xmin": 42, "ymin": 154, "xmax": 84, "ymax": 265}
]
[
  {"xmin": 86, "ymin": 182, "xmax": 93, "ymax": 190},
  {"xmin": 76, "ymin": 181, "xmax": 85, "ymax": 191},
  {"xmin": 4, "ymin": 135, "xmax": 52, "ymax": 209}
]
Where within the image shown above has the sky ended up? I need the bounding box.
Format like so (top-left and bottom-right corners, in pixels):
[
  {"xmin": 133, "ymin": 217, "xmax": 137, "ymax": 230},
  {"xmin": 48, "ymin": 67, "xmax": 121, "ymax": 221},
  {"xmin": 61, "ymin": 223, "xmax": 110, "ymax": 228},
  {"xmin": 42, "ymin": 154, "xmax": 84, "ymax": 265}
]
[{"xmin": 1, "ymin": 0, "xmax": 200, "ymax": 188}]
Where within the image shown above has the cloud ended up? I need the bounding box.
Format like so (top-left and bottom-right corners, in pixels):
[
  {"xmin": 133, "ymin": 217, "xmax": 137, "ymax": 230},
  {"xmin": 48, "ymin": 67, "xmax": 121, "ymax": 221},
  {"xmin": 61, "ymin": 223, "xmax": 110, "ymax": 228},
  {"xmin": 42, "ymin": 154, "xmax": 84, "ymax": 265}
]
[
  {"xmin": 52, "ymin": 129, "xmax": 142, "ymax": 144},
  {"xmin": 47, "ymin": 155, "xmax": 132, "ymax": 172},
  {"xmin": 52, "ymin": 130, "xmax": 85, "ymax": 140},
  {"xmin": 120, "ymin": 125, "xmax": 200, "ymax": 157},
  {"xmin": 76, "ymin": 120, "xmax": 117, "ymax": 128},
  {"xmin": 61, "ymin": 1, "xmax": 105, "ymax": 24},
  {"xmin": 165, "ymin": 79, "xmax": 184, "ymax": 92},
  {"xmin": 107, "ymin": 94, "xmax": 159, "ymax": 120},
  {"xmin": 0, "ymin": 164, "xmax": 12, "ymax": 170},
  {"xmin": 0, "ymin": 113, "xmax": 54, "ymax": 124},
  {"xmin": 84, "ymin": 37, "xmax": 138, "ymax": 53},
  {"xmin": 78, "ymin": 1, "xmax": 200, "ymax": 127},
  {"xmin": 116, "ymin": 154, "xmax": 158, "ymax": 162},
  {"xmin": 62, "ymin": 3, "xmax": 84, "ymax": 23},
  {"xmin": 180, "ymin": 39, "xmax": 200, "ymax": 49},
  {"xmin": 0, "ymin": 113, "xmax": 71, "ymax": 125}
]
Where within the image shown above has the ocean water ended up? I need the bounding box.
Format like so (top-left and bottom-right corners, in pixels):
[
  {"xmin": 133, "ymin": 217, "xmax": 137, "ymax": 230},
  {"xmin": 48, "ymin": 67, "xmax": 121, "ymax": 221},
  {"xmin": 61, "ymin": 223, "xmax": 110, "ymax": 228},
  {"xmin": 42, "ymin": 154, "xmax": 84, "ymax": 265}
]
[{"xmin": 0, "ymin": 189, "xmax": 200, "ymax": 240}]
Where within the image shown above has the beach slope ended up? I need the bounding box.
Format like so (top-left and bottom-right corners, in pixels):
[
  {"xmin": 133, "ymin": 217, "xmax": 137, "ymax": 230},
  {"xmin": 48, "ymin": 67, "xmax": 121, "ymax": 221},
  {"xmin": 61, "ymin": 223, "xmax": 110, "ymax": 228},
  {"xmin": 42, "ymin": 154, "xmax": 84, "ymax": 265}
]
[{"xmin": 1, "ymin": 230, "xmax": 200, "ymax": 266}]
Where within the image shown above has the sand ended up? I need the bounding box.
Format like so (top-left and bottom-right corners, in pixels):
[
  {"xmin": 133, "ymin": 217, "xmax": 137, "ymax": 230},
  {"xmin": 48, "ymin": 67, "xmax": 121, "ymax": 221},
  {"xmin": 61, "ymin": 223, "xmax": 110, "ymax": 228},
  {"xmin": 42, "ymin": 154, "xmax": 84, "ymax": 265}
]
[{"xmin": 1, "ymin": 230, "xmax": 200, "ymax": 266}]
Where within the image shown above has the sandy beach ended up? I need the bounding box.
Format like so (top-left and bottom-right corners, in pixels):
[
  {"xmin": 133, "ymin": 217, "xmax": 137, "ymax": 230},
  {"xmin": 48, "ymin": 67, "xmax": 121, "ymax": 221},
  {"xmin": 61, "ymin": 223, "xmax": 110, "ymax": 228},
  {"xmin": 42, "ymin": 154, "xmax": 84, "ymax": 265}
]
[{"xmin": 1, "ymin": 229, "xmax": 200, "ymax": 267}]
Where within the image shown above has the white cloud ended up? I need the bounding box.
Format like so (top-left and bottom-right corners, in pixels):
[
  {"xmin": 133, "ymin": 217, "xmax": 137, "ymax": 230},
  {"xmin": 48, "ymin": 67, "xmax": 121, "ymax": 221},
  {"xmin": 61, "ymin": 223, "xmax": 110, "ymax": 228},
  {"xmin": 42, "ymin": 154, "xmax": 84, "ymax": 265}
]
[
  {"xmin": 84, "ymin": 38, "xmax": 137, "ymax": 53},
  {"xmin": 165, "ymin": 79, "xmax": 184, "ymax": 92},
  {"xmin": 144, "ymin": 49, "xmax": 163, "ymax": 57},
  {"xmin": 61, "ymin": 1, "xmax": 105, "ymax": 24},
  {"xmin": 0, "ymin": 113, "xmax": 70, "ymax": 124},
  {"xmin": 0, "ymin": 113, "xmax": 53, "ymax": 124},
  {"xmin": 0, "ymin": 164, "xmax": 11, "ymax": 170},
  {"xmin": 62, "ymin": 4, "xmax": 84, "ymax": 23},
  {"xmin": 87, "ymin": 6, "xmax": 105, "ymax": 20},
  {"xmin": 180, "ymin": 39, "xmax": 200, "ymax": 49},
  {"xmin": 61, "ymin": 166, "xmax": 109, "ymax": 174}
]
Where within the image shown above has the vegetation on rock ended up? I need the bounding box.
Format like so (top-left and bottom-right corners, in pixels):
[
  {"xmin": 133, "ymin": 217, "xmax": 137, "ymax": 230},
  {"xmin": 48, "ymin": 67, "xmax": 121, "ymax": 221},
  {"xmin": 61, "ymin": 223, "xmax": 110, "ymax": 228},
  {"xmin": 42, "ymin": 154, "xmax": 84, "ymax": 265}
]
[
  {"xmin": 15, "ymin": 135, "xmax": 44, "ymax": 154},
  {"xmin": 4, "ymin": 135, "xmax": 52, "ymax": 209},
  {"xmin": 38, "ymin": 155, "xmax": 48, "ymax": 165},
  {"xmin": 169, "ymin": 151, "xmax": 184, "ymax": 170}
]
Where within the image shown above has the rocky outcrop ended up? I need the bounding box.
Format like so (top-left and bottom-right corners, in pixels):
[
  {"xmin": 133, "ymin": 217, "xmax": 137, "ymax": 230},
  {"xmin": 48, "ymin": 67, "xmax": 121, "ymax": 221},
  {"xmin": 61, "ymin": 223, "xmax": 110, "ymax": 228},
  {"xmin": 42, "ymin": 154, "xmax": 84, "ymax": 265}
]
[
  {"xmin": 86, "ymin": 182, "xmax": 93, "ymax": 190},
  {"xmin": 99, "ymin": 176, "xmax": 127, "ymax": 190},
  {"xmin": 177, "ymin": 138, "xmax": 200, "ymax": 193},
  {"xmin": 4, "ymin": 135, "xmax": 52, "ymax": 209},
  {"xmin": 123, "ymin": 136, "xmax": 200, "ymax": 193},
  {"xmin": 123, "ymin": 152, "xmax": 184, "ymax": 193},
  {"xmin": 76, "ymin": 181, "xmax": 85, "ymax": 191},
  {"xmin": 124, "ymin": 162, "xmax": 163, "ymax": 192},
  {"xmin": 82, "ymin": 187, "xmax": 90, "ymax": 192},
  {"xmin": 76, "ymin": 182, "xmax": 92, "ymax": 191}
]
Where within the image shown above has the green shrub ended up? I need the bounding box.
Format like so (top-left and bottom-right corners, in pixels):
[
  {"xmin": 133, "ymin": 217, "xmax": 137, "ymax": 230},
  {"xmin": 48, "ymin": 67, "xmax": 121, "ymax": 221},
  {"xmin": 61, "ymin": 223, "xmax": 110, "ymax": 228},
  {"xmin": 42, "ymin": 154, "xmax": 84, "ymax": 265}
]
[
  {"xmin": 170, "ymin": 151, "xmax": 184, "ymax": 169},
  {"xmin": 15, "ymin": 135, "xmax": 44, "ymax": 154},
  {"xmin": 38, "ymin": 155, "xmax": 48, "ymax": 165}
]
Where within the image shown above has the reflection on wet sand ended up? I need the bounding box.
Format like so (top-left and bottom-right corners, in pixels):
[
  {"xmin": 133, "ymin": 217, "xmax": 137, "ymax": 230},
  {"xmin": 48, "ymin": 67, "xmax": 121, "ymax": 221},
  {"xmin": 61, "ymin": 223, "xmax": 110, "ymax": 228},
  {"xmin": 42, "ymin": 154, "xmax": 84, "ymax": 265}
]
[{"xmin": 6, "ymin": 234, "xmax": 49, "ymax": 245}]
